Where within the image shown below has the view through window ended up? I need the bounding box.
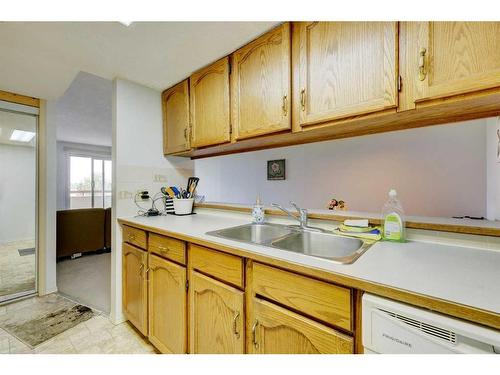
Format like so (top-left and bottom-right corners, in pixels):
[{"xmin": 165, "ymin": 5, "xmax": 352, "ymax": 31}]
[{"xmin": 70, "ymin": 156, "xmax": 112, "ymax": 209}]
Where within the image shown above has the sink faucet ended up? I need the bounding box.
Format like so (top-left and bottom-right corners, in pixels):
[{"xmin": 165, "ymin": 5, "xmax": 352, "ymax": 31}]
[{"xmin": 272, "ymin": 201, "xmax": 309, "ymax": 229}]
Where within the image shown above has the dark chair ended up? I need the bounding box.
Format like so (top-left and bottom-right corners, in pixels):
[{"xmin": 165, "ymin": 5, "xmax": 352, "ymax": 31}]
[{"xmin": 56, "ymin": 208, "xmax": 110, "ymax": 259}]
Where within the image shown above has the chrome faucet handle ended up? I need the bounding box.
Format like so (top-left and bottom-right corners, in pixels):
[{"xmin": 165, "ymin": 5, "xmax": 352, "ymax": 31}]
[
  {"xmin": 290, "ymin": 201, "xmax": 307, "ymax": 216},
  {"xmin": 272, "ymin": 203, "xmax": 298, "ymax": 220},
  {"xmin": 289, "ymin": 201, "xmax": 302, "ymax": 213}
]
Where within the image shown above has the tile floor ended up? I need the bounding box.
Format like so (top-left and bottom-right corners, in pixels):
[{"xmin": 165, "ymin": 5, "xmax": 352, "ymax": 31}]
[
  {"xmin": 0, "ymin": 240, "xmax": 36, "ymax": 300},
  {"xmin": 0, "ymin": 296, "xmax": 157, "ymax": 354}
]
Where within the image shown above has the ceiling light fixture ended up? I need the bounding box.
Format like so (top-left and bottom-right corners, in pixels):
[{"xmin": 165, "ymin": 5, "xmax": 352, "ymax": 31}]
[
  {"xmin": 10, "ymin": 130, "xmax": 35, "ymax": 142},
  {"xmin": 118, "ymin": 21, "xmax": 134, "ymax": 27}
]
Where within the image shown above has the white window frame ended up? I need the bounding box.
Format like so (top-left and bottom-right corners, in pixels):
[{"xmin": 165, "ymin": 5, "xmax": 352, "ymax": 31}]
[{"xmin": 63, "ymin": 144, "xmax": 112, "ymax": 209}]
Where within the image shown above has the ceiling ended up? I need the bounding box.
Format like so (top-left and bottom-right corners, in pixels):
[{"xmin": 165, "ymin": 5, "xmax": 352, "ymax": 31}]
[
  {"xmin": 0, "ymin": 22, "xmax": 278, "ymax": 100},
  {"xmin": 55, "ymin": 72, "xmax": 112, "ymax": 146},
  {"xmin": 0, "ymin": 110, "xmax": 37, "ymax": 148}
]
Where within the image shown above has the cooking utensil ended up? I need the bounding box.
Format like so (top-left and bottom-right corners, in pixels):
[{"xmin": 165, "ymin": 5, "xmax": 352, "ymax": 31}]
[
  {"xmin": 170, "ymin": 186, "xmax": 181, "ymax": 198},
  {"xmin": 187, "ymin": 177, "xmax": 199, "ymax": 196}
]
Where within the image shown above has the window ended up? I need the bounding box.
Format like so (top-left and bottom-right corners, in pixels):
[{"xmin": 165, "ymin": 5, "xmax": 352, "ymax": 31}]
[{"xmin": 69, "ymin": 156, "xmax": 112, "ymax": 209}]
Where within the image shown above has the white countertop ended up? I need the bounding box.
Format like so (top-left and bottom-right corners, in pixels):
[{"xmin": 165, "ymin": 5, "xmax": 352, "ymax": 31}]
[{"xmin": 120, "ymin": 210, "xmax": 500, "ymax": 315}]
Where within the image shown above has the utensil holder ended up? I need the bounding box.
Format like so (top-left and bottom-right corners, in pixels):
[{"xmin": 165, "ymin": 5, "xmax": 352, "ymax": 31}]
[{"xmin": 173, "ymin": 198, "xmax": 194, "ymax": 215}]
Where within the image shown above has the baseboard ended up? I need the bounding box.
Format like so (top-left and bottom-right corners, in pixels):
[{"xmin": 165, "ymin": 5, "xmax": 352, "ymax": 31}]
[
  {"xmin": 38, "ymin": 287, "xmax": 58, "ymax": 296},
  {"xmin": 110, "ymin": 311, "xmax": 127, "ymax": 325}
]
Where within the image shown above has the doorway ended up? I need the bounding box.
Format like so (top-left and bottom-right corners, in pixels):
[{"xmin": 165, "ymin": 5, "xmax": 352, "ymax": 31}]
[{"xmin": 0, "ymin": 101, "xmax": 38, "ymax": 303}]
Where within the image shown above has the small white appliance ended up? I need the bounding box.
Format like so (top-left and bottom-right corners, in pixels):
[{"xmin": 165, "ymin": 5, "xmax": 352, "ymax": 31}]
[{"xmin": 362, "ymin": 293, "xmax": 500, "ymax": 354}]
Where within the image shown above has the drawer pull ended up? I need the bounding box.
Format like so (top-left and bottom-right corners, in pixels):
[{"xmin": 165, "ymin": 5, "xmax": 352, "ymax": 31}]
[
  {"xmin": 233, "ymin": 311, "xmax": 240, "ymax": 339},
  {"xmin": 128, "ymin": 234, "xmax": 136, "ymax": 241},
  {"xmin": 251, "ymin": 320, "xmax": 259, "ymax": 349},
  {"xmin": 158, "ymin": 245, "xmax": 170, "ymax": 253}
]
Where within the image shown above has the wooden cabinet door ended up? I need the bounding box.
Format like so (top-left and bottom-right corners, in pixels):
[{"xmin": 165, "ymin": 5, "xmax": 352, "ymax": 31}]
[
  {"xmin": 295, "ymin": 22, "xmax": 398, "ymax": 127},
  {"xmin": 189, "ymin": 271, "xmax": 244, "ymax": 353},
  {"xmin": 148, "ymin": 254, "xmax": 187, "ymax": 353},
  {"xmin": 415, "ymin": 22, "xmax": 500, "ymax": 102},
  {"xmin": 162, "ymin": 80, "xmax": 190, "ymax": 154},
  {"xmin": 122, "ymin": 243, "xmax": 148, "ymax": 335},
  {"xmin": 190, "ymin": 57, "xmax": 231, "ymax": 148},
  {"xmin": 231, "ymin": 23, "xmax": 291, "ymax": 140},
  {"xmin": 249, "ymin": 298, "xmax": 353, "ymax": 354}
]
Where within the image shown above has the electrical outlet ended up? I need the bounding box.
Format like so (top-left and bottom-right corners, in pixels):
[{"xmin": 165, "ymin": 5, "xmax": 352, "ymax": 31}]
[
  {"xmin": 154, "ymin": 174, "xmax": 167, "ymax": 182},
  {"xmin": 136, "ymin": 189, "xmax": 149, "ymax": 200},
  {"xmin": 118, "ymin": 191, "xmax": 133, "ymax": 200}
]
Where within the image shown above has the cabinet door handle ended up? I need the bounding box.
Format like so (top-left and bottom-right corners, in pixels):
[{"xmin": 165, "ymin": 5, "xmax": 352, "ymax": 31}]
[
  {"xmin": 233, "ymin": 311, "xmax": 240, "ymax": 339},
  {"xmin": 418, "ymin": 47, "xmax": 427, "ymax": 81},
  {"xmin": 300, "ymin": 89, "xmax": 306, "ymax": 111},
  {"xmin": 139, "ymin": 263, "xmax": 144, "ymax": 277},
  {"xmin": 251, "ymin": 320, "xmax": 259, "ymax": 349},
  {"xmin": 184, "ymin": 128, "xmax": 188, "ymax": 140},
  {"xmin": 282, "ymin": 95, "xmax": 288, "ymax": 117}
]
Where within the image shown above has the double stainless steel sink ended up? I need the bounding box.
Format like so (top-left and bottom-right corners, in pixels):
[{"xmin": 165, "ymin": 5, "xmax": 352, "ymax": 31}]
[{"xmin": 207, "ymin": 222, "xmax": 374, "ymax": 264}]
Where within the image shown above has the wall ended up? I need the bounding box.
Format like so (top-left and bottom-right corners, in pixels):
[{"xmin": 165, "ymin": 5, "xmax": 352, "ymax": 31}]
[
  {"xmin": 0, "ymin": 144, "xmax": 36, "ymax": 243},
  {"xmin": 486, "ymin": 117, "xmax": 500, "ymax": 221},
  {"xmin": 111, "ymin": 78, "xmax": 193, "ymax": 323},
  {"xmin": 56, "ymin": 141, "xmax": 112, "ymax": 210},
  {"xmin": 55, "ymin": 72, "xmax": 113, "ymax": 146},
  {"xmin": 195, "ymin": 119, "xmax": 490, "ymax": 218},
  {"xmin": 38, "ymin": 100, "xmax": 58, "ymax": 295}
]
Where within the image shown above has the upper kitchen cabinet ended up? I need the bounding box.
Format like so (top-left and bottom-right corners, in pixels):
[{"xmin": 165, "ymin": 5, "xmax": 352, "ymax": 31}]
[
  {"xmin": 293, "ymin": 22, "xmax": 398, "ymax": 129},
  {"xmin": 190, "ymin": 57, "xmax": 231, "ymax": 148},
  {"xmin": 413, "ymin": 22, "xmax": 500, "ymax": 102},
  {"xmin": 231, "ymin": 23, "xmax": 291, "ymax": 140},
  {"xmin": 162, "ymin": 80, "xmax": 190, "ymax": 155}
]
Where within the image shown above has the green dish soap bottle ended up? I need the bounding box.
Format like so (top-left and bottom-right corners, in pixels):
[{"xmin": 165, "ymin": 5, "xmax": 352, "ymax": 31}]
[{"xmin": 382, "ymin": 189, "xmax": 405, "ymax": 242}]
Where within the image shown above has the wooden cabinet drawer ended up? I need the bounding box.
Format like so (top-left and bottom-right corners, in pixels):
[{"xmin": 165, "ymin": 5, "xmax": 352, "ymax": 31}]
[
  {"xmin": 122, "ymin": 225, "xmax": 147, "ymax": 250},
  {"xmin": 149, "ymin": 233, "xmax": 186, "ymax": 265},
  {"xmin": 252, "ymin": 263, "xmax": 352, "ymax": 331},
  {"xmin": 189, "ymin": 244, "xmax": 244, "ymax": 288}
]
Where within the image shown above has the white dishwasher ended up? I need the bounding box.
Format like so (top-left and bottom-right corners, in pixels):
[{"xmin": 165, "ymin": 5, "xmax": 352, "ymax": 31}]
[{"xmin": 362, "ymin": 293, "xmax": 500, "ymax": 354}]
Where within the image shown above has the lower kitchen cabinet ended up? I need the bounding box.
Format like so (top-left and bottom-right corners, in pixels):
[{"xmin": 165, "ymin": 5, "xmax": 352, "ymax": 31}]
[
  {"xmin": 249, "ymin": 298, "xmax": 354, "ymax": 354},
  {"xmin": 148, "ymin": 254, "xmax": 187, "ymax": 353},
  {"xmin": 122, "ymin": 229, "xmax": 356, "ymax": 354},
  {"xmin": 189, "ymin": 270, "xmax": 244, "ymax": 354},
  {"xmin": 122, "ymin": 243, "xmax": 148, "ymax": 336}
]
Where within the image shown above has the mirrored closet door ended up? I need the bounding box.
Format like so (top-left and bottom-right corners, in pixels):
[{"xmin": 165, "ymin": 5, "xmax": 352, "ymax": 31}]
[{"xmin": 0, "ymin": 101, "xmax": 38, "ymax": 302}]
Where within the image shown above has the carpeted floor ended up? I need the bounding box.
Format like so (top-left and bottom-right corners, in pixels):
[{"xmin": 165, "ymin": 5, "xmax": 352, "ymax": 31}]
[
  {"xmin": 57, "ymin": 253, "xmax": 111, "ymax": 314},
  {"xmin": 0, "ymin": 240, "xmax": 36, "ymax": 301}
]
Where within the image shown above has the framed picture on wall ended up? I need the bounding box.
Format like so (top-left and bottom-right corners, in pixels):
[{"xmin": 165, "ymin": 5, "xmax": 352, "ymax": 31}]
[{"xmin": 267, "ymin": 159, "xmax": 285, "ymax": 180}]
